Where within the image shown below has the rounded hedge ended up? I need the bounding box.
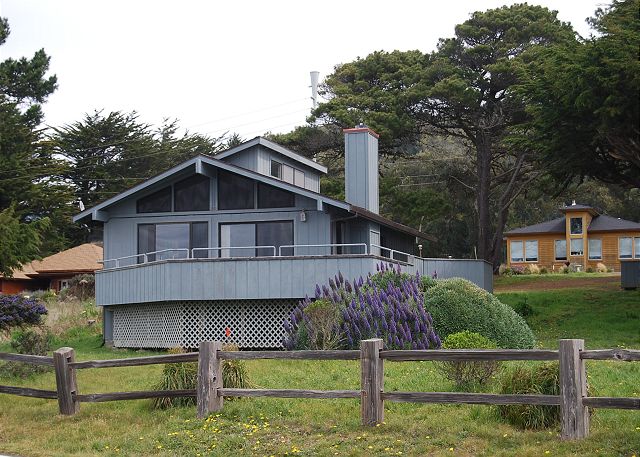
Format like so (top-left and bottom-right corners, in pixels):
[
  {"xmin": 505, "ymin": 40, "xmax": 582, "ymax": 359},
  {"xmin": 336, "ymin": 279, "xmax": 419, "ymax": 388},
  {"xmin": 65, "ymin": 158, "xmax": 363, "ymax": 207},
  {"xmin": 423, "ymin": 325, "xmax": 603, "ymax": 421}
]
[{"xmin": 424, "ymin": 278, "xmax": 536, "ymax": 349}]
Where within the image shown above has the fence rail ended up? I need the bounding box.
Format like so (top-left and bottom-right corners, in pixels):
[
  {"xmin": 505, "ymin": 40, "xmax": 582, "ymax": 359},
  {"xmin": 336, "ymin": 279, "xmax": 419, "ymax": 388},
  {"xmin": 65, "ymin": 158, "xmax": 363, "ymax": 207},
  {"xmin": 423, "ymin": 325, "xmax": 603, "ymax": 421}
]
[{"xmin": 1, "ymin": 339, "xmax": 638, "ymax": 441}]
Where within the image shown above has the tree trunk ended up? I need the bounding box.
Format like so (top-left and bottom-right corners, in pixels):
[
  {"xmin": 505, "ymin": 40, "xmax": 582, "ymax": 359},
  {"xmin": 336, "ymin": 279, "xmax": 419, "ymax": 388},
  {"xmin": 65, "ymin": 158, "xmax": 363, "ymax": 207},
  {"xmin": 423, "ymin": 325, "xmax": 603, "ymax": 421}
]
[{"xmin": 475, "ymin": 133, "xmax": 493, "ymax": 262}]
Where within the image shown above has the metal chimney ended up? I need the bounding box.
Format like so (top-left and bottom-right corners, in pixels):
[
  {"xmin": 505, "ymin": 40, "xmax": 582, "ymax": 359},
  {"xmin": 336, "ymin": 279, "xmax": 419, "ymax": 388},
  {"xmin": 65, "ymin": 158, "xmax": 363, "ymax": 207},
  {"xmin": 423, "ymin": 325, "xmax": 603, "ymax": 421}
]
[{"xmin": 310, "ymin": 71, "xmax": 320, "ymax": 109}]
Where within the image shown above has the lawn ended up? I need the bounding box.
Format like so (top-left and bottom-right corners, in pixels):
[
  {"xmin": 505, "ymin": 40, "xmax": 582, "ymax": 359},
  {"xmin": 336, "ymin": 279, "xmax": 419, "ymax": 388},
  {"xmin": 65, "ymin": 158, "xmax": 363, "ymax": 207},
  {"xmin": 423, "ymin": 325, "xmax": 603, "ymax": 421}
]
[{"xmin": 0, "ymin": 282, "xmax": 639, "ymax": 456}]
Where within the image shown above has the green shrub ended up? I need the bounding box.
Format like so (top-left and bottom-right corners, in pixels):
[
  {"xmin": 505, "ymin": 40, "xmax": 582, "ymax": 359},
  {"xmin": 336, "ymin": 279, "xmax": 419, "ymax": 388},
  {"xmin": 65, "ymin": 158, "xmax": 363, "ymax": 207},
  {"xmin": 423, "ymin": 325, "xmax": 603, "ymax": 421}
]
[
  {"xmin": 497, "ymin": 363, "xmax": 560, "ymax": 429},
  {"xmin": 420, "ymin": 276, "xmax": 438, "ymax": 291},
  {"xmin": 437, "ymin": 331, "xmax": 500, "ymax": 390},
  {"xmin": 303, "ymin": 299, "xmax": 341, "ymax": 350},
  {"xmin": 0, "ymin": 327, "xmax": 53, "ymax": 378},
  {"xmin": 63, "ymin": 274, "xmax": 95, "ymax": 301},
  {"xmin": 539, "ymin": 267, "xmax": 548, "ymax": 274},
  {"xmin": 151, "ymin": 344, "xmax": 252, "ymax": 409},
  {"xmin": 512, "ymin": 297, "xmax": 535, "ymax": 319},
  {"xmin": 425, "ymin": 278, "xmax": 536, "ymax": 349}
]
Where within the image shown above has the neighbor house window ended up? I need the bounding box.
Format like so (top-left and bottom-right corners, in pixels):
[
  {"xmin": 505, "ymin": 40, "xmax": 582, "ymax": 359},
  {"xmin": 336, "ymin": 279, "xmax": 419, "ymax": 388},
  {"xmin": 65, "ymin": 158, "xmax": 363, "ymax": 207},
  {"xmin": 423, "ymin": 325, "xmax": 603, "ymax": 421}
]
[
  {"xmin": 174, "ymin": 175, "xmax": 210, "ymax": 212},
  {"xmin": 219, "ymin": 221, "xmax": 293, "ymax": 258},
  {"xmin": 588, "ymin": 239, "xmax": 602, "ymax": 260},
  {"xmin": 525, "ymin": 240, "xmax": 538, "ymax": 262},
  {"xmin": 619, "ymin": 237, "xmax": 632, "ymax": 259},
  {"xmin": 217, "ymin": 170, "xmax": 255, "ymax": 210},
  {"xmin": 138, "ymin": 222, "xmax": 208, "ymax": 261},
  {"xmin": 270, "ymin": 160, "xmax": 282, "ymax": 179},
  {"xmin": 635, "ymin": 237, "xmax": 640, "ymax": 259},
  {"xmin": 570, "ymin": 217, "xmax": 583, "ymax": 235},
  {"xmin": 555, "ymin": 239, "xmax": 567, "ymax": 261},
  {"xmin": 294, "ymin": 169, "xmax": 305, "ymax": 187},
  {"xmin": 510, "ymin": 241, "xmax": 524, "ymax": 262},
  {"xmin": 257, "ymin": 183, "xmax": 295, "ymax": 208},
  {"xmin": 137, "ymin": 186, "xmax": 172, "ymax": 213},
  {"xmin": 570, "ymin": 238, "xmax": 584, "ymax": 256}
]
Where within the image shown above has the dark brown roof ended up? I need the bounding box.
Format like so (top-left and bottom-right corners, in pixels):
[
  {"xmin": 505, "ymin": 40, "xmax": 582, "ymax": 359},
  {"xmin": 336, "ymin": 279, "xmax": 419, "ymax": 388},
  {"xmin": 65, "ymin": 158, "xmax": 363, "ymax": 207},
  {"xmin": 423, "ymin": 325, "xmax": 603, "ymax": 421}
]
[
  {"xmin": 505, "ymin": 214, "xmax": 640, "ymax": 236},
  {"xmin": 350, "ymin": 205, "xmax": 437, "ymax": 242},
  {"xmin": 504, "ymin": 217, "xmax": 566, "ymax": 235},
  {"xmin": 588, "ymin": 214, "xmax": 640, "ymax": 232}
]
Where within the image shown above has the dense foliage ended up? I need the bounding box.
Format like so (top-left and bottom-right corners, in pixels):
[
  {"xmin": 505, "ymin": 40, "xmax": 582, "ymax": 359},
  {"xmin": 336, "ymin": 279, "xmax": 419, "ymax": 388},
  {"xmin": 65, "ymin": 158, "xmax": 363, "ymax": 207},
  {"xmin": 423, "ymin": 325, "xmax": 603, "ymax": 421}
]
[
  {"xmin": 283, "ymin": 263, "xmax": 441, "ymax": 350},
  {"xmin": 498, "ymin": 363, "xmax": 561, "ymax": 429},
  {"xmin": 438, "ymin": 331, "xmax": 501, "ymax": 390},
  {"xmin": 0, "ymin": 206, "xmax": 50, "ymax": 277},
  {"xmin": 425, "ymin": 278, "xmax": 535, "ymax": 349},
  {"xmin": 0, "ymin": 295, "xmax": 48, "ymax": 333},
  {"xmin": 0, "ymin": 327, "xmax": 54, "ymax": 378}
]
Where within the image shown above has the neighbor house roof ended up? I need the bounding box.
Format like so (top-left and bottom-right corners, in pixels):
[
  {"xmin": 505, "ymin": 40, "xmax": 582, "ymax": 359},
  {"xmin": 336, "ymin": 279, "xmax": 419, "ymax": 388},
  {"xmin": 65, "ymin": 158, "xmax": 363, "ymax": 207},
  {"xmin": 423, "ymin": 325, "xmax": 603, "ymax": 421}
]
[
  {"xmin": 505, "ymin": 213, "xmax": 640, "ymax": 236},
  {"xmin": 73, "ymin": 155, "xmax": 435, "ymax": 241},
  {"xmin": 30, "ymin": 243, "xmax": 103, "ymax": 274},
  {"xmin": 214, "ymin": 136, "xmax": 328, "ymax": 174}
]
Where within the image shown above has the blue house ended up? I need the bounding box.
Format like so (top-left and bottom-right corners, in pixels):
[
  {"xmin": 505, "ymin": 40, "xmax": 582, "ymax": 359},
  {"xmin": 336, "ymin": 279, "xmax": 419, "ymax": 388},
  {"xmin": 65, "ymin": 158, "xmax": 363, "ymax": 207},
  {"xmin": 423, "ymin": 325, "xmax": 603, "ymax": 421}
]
[{"xmin": 74, "ymin": 127, "xmax": 492, "ymax": 348}]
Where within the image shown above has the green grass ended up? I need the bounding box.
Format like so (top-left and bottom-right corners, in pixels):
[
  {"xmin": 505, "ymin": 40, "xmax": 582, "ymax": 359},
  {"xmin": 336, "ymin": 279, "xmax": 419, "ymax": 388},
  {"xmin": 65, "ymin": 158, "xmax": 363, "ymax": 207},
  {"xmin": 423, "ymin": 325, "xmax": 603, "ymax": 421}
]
[
  {"xmin": 494, "ymin": 272, "xmax": 617, "ymax": 288},
  {"xmin": 1, "ymin": 286, "xmax": 639, "ymax": 456}
]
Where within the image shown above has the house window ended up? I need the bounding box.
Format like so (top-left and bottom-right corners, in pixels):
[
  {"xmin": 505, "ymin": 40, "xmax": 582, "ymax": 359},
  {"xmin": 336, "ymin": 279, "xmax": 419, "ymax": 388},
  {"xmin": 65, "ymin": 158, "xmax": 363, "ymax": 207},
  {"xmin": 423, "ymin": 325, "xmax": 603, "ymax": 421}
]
[
  {"xmin": 270, "ymin": 160, "xmax": 282, "ymax": 179},
  {"xmin": 570, "ymin": 238, "xmax": 584, "ymax": 256},
  {"xmin": 525, "ymin": 240, "xmax": 538, "ymax": 262},
  {"xmin": 282, "ymin": 164, "xmax": 294, "ymax": 184},
  {"xmin": 138, "ymin": 222, "xmax": 208, "ymax": 261},
  {"xmin": 555, "ymin": 239, "xmax": 567, "ymax": 261},
  {"xmin": 635, "ymin": 237, "xmax": 640, "ymax": 259},
  {"xmin": 137, "ymin": 186, "xmax": 172, "ymax": 213},
  {"xmin": 257, "ymin": 183, "xmax": 295, "ymax": 208},
  {"xmin": 219, "ymin": 221, "xmax": 293, "ymax": 257},
  {"xmin": 619, "ymin": 237, "xmax": 632, "ymax": 259},
  {"xmin": 570, "ymin": 217, "xmax": 583, "ymax": 235},
  {"xmin": 510, "ymin": 241, "xmax": 524, "ymax": 262},
  {"xmin": 588, "ymin": 239, "xmax": 602, "ymax": 260},
  {"xmin": 59, "ymin": 280, "xmax": 69, "ymax": 290},
  {"xmin": 294, "ymin": 169, "xmax": 305, "ymax": 187},
  {"xmin": 218, "ymin": 170, "xmax": 255, "ymax": 210},
  {"xmin": 174, "ymin": 175, "xmax": 210, "ymax": 212}
]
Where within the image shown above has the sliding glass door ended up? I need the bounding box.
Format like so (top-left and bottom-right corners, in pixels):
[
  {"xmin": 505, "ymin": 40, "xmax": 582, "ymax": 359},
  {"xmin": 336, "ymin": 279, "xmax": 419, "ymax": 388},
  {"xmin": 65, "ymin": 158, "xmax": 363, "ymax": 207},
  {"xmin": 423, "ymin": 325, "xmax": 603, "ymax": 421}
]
[{"xmin": 219, "ymin": 221, "xmax": 293, "ymax": 258}]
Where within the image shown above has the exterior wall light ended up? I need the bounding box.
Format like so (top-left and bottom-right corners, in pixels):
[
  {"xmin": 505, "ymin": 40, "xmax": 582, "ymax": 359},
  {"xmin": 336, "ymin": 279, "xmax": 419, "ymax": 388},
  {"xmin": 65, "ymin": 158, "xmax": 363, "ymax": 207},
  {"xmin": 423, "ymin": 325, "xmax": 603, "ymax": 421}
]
[{"xmin": 299, "ymin": 210, "xmax": 307, "ymax": 222}]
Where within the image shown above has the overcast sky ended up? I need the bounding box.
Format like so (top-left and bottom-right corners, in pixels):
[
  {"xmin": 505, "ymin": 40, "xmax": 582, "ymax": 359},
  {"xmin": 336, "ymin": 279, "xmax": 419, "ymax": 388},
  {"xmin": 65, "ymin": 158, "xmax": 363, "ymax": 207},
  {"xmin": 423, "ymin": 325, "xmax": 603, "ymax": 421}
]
[{"xmin": 1, "ymin": 0, "xmax": 604, "ymax": 140}]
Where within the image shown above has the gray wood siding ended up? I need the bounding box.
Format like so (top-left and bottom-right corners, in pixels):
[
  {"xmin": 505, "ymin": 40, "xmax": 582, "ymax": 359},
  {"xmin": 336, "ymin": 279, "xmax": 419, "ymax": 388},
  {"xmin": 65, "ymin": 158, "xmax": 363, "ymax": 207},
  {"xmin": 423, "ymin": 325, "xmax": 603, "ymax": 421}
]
[
  {"xmin": 416, "ymin": 258, "xmax": 494, "ymax": 292},
  {"xmin": 96, "ymin": 255, "xmax": 493, "ymax": 306}
]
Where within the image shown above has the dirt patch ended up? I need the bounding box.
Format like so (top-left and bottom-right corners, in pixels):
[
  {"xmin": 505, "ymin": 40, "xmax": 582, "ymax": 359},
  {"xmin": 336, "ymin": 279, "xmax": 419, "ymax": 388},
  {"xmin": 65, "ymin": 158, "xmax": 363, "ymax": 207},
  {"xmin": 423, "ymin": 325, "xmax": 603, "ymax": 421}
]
[{"xmin": 495, "ymin": 275, "xmax": 621, "ymax": 292}]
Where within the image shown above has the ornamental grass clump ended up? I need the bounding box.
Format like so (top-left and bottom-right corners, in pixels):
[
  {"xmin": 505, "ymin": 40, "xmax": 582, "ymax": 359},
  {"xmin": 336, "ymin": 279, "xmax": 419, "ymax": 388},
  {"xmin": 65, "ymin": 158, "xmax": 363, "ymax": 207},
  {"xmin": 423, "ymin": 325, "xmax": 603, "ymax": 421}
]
[
  {"xmin": 0, "ymin": 294, "xmax": 47, "ymax": 334},
  {"xmin": 283, "ymin": 263, "xmax": 441, "ymax": 350}
]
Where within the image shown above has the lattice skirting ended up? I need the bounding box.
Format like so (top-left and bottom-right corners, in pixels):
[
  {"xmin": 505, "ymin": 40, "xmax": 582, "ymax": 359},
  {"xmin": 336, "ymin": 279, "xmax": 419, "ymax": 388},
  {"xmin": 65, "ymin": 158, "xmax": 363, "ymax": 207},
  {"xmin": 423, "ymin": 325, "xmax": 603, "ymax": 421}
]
[{"xmin": 111, "ymin": 299, "xmax": 298, "ymax": 349}]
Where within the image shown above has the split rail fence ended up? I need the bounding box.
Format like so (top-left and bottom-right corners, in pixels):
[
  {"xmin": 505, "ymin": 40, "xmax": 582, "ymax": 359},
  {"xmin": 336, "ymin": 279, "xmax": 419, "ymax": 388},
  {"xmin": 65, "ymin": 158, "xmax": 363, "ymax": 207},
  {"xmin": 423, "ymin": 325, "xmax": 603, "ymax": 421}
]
[{"xmin": 1, "ymin": 338, "xmax": 638, "ymax": 441}]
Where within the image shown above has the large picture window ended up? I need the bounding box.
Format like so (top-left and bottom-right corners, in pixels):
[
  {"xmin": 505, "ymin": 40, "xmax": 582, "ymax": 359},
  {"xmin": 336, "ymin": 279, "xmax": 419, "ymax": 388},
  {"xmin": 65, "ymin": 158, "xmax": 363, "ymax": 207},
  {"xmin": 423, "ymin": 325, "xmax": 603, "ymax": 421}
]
[
  {"xmin": 588, "ymin": 239, "xmax": 602, "ymax": 260},
  {"xmin": 619, "ymin": 237, "xmax": 633, "ymax": 259},
  {"xmin": 525, "ymin": 240, "xmax": 538, "ymax": 262},
  {"xmin": 218, "ymin": 170, "xmax": 255, "ymax": 210},
  {"xmin": 137, "ymin": 186, "xmax": 172, "ymax": 213},
  {"xmin": 257, "ymin": 183, "xmax": 295, "ymax": 208},
  {"xmin": 570, "ymin": 238, "xmax": 584, "ymax": 256},
  {"xmin": 555, "ymin": 239, "xmax": 567, "ymax": 261},
  {"xmin": 174, "ymin": 175, "xmax": 210, "ymax": 212},
  {"xmin": 219, "ymin": 221, "xmax": 293, "ymax": 258},
  {"xmin": 635, "ymin": 237, "xmax": 640, "ymax": 259},
  {"xmin": 138, "ymin": 222, "xmax": 208, "ymax": 261},
  {"xmin": 510, "ymin": 241, "xmax": 523, "ymax": 262},
  {"xmin": 570, "ymin": 217, "xmax": 583, "ymax": 235}
]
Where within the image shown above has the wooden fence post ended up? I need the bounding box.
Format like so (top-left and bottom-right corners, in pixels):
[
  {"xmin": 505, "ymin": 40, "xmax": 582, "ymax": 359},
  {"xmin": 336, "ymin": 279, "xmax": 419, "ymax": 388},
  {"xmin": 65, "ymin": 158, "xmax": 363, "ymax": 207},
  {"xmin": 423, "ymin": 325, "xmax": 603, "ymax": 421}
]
[
  {"xmin": 360, "ymin": 338, "xmax": 384, "ymax": 426},
  {"xmin": 559, "ymin": 339, "xmax": 589, "ymax": 440},
  {"xmin": 53, "ymin": 347, "xmax": 79, "ymax": 415},
  {"xmin": 197, "ymin": 341, "xmax": 223, "ymax": 418}
]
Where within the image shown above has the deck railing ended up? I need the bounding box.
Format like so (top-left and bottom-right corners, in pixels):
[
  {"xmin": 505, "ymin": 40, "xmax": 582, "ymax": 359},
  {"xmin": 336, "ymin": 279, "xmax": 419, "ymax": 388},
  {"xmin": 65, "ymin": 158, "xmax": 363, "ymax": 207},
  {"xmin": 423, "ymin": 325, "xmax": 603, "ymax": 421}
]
[{"xmin": 1, "ymin": 339, "xmax": 638, "ymax": 440}]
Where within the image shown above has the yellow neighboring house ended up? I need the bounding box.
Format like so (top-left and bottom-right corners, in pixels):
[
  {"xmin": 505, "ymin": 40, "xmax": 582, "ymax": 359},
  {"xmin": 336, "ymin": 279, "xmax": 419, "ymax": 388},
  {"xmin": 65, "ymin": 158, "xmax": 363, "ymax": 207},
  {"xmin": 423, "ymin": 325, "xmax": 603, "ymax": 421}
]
[{"xmin": 504, "ymin": 202, "xmax": 640, "ymax": 272}]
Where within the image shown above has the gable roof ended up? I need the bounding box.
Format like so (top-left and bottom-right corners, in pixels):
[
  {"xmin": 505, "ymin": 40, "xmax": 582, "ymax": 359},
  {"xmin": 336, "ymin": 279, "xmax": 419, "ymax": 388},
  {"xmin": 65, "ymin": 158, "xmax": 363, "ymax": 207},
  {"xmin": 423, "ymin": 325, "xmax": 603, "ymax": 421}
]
[
  {"xmin": 215, "ymin": 136, "xmax": 328, "ymax": 174},
  {"xmin": 72, "ymin": 154, "xmax": 434, "ymax": 241},
  {"xmin": 2, "ymin": 244, "xmax": 103, "ymax": 280}
]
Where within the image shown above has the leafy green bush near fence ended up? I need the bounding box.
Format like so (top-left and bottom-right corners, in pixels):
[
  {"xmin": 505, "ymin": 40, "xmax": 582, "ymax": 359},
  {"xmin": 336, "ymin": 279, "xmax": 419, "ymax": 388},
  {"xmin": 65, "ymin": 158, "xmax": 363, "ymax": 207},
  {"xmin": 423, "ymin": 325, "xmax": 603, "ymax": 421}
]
[
  {"xmin": 437, "ymin": 331, "xmax": 500, "ymax": 390},
  {"xmin": 425, "ymin": 278, "xmax": 536, "ymax": 349},
  {"xmin": 497, "ymin": 362, "xmax": 561, "ymax": 429}
]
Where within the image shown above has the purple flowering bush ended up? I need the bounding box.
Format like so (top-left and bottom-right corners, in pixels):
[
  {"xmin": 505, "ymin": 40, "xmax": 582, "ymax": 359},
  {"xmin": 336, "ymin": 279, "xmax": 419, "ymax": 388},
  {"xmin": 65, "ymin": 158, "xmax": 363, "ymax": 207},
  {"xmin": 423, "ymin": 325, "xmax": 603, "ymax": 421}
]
[
  {"xmin": 283, "ymin": 263, "xmax": 441, "ymax": 350},
  {"xmin": 0, "ymin": 295, "xmax": 48, "ymax": 333}
]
